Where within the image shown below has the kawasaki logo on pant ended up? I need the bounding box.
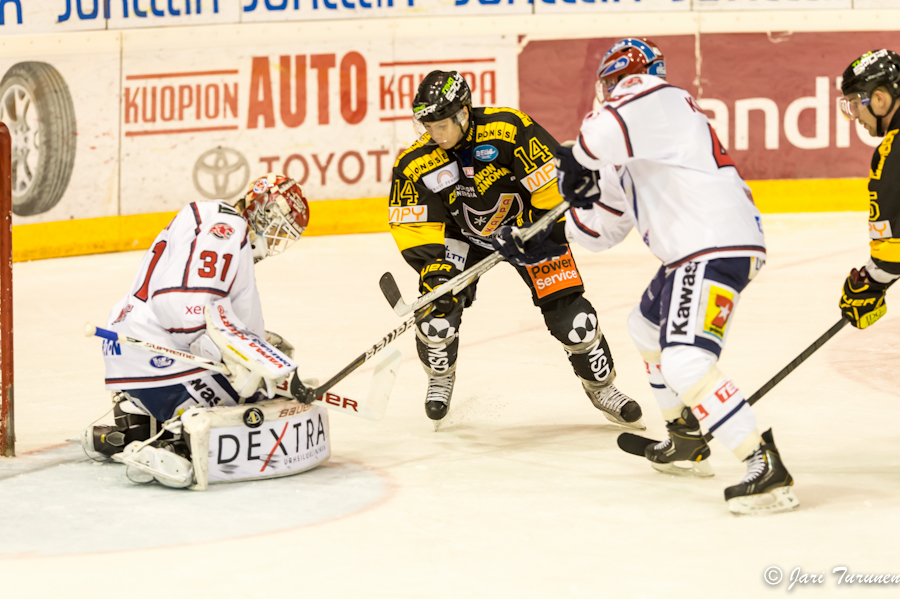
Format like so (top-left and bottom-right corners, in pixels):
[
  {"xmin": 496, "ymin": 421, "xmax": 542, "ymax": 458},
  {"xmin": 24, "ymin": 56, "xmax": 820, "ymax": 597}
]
[{"xmin": 666, "ymin": 261, "xmax": 705, "ymax": 345}]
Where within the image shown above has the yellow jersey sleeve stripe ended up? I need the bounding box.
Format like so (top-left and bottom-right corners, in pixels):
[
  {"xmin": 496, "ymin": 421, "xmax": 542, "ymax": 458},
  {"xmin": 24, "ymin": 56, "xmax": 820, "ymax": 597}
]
[
  {"xmin": 531, "ymin": 184, "xmax": 564, "ymax": 211},
  {"xmin": 870, "ymin": 238, "xmax": 900, "ymax": 263},
  {"xmin": 390, "ymin": 222, "xmax": 446, "ymax": 252}
]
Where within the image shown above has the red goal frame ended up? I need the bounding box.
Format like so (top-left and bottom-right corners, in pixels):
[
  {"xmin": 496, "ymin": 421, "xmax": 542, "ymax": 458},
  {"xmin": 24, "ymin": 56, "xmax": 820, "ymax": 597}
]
[{"xmin": 0, "ymin": 122, "xmax": 13, "ymax": 457}]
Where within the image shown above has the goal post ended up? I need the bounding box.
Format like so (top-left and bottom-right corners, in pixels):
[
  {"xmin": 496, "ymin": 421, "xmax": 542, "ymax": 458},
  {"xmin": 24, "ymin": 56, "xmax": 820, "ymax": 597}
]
[{"xmin": 0, "ymin": 121, "xmax": 12, "ymax": 457}]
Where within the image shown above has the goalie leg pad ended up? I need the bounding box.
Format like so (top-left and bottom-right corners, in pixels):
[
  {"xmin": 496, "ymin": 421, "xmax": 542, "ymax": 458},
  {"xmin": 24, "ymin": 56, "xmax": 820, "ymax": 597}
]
[{"xmin": 117, "ymin": 440, "xmax": 194, "ymax": 489}]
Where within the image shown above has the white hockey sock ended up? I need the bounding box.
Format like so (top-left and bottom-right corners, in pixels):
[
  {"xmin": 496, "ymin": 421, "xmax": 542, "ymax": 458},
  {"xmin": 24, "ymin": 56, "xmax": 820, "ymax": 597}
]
[
  {"xmin": 642, "ymin": 358, "xmax": 684, "ymax": 421},
  {"xmin": 682, "ymin": 372, "xmax": 761, "ymax": 460}
]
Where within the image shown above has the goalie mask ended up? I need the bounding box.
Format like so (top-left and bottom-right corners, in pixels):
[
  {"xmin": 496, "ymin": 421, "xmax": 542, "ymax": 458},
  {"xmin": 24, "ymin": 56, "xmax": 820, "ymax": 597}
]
[
  {"xmin": 596, "ymin": 38, "xmax": 666, "ymax": 102},
  {"xmin": 412, "ymin": 70, "xmax": 472, "ymax": 148},
  {"xmin": 236, "ymin": 174, "xmax": 310, "ymax": 262}
]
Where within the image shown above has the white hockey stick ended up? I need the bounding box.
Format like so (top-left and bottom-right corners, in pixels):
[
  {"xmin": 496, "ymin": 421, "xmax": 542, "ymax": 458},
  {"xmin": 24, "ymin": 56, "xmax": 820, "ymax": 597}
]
[
  {"xmin": 379, "ymin": 200, "xmax": 570, "ymax": 316},
  {"xmin": 84, "ymin": 324, "xmax": 402, "ymax": 421}
]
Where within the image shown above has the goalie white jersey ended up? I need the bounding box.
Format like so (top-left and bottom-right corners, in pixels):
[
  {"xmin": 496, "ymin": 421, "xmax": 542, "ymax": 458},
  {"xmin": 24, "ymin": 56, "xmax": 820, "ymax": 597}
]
[
  {"xmin": 103, "ymin": 200, "xmax": 264, "ymax": 390},
  {"xmin": 565, "ymin": 75, "xmax": 766, "ymax": 267}
]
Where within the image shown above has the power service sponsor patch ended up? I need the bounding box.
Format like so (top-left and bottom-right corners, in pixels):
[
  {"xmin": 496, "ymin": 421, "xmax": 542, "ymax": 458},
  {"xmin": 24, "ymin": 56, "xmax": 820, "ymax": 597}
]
[
  {"xmin": 422, "ymin": 162, "xmax": 460, "ymax": 193},
  {"xmin": 698, "ymin": 280, "xmax": 738, "ymax": 345},
  {"xmin": 527, "ymin": 247, "xmax": 583, "ymax": 299},
  {"xmin": 665, "ymin": 261, "xmax": 705, "ymax": 345},
  {"xmin": 389, "ymin": 205, "xmax": 429, "ymax": 224}
]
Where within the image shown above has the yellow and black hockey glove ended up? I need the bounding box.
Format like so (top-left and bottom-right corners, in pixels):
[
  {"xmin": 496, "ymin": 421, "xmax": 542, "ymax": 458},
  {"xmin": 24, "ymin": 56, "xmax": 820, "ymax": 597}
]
[
  {"xmin": 840, "ymin": 266, "xmax": 888, "ymax": 329},
  {"xmin": 419, "ymin": 259, "xmax": 470, "ymax": 315}
]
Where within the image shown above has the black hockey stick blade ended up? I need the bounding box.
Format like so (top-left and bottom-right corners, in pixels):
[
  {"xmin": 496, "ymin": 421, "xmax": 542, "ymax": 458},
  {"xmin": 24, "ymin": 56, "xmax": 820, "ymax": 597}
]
[
  {"xmin": 617, "ymin": 316, "xmax": 851, "ymax": 455},
  {"xmin": 379, "ymin": 272, "xmax": 409, "ymax": 316},
  {"xmin": 617, "ymin": 433, "xmax": 658, "ymax": 457}
]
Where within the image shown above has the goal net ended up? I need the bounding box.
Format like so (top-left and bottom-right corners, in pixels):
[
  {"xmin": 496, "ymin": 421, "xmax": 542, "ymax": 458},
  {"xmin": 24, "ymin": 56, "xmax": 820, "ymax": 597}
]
[{"xmin": 0, "ymin": 121, "xmax": 12, "ymax": 457}]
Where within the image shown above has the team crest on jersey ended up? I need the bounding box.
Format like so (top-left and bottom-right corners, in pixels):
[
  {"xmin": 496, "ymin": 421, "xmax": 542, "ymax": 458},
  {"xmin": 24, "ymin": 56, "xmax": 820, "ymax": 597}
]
[
  {"xmin": 618, "ymin": 76, "xmax": 642, "ymax": 90},
  {"xmin": 463, "ymin": 193, "xmax": 523, "ymax": 237},
  {"xmin": 112, "ymin": 304, "xmax": 133, "ymax": 324},
  {"xmin": 210, "ymin": 223, "xmax": 235, "ymax": 239},
  {"xmin": 150, "ymin": 356, "xmax": 175, "ymax": 369}
]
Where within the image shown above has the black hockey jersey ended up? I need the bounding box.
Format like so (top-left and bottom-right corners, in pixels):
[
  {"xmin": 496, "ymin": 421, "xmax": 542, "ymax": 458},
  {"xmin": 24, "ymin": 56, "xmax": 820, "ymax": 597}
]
[
  {"xmin": 868, "ymin": 110, "xmax": 900, "ymax": 275},
  {"xmin": 389, "ymin": 107, "xmax": 565, "ymax": 271}
]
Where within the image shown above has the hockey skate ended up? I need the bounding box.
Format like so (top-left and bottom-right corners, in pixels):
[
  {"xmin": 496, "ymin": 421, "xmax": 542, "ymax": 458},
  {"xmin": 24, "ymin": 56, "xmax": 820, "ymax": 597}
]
[
  {"xmin": 425, "ymin": 372, "xmax": 455, "ymax": 431},
  {"xmin": 583, "ymin": 382, "xmax": 645, "ymax": 430},
  {"xmin": 644, "ymin": 407, "xmax": 713, "ymax": 477},
  {"xmin": 81, "ymin": 394, "xmax": 154, "ymax": 460},
  {"xmin": 725, "ymin": 429, "xmax": 799, "ymax": 515}
]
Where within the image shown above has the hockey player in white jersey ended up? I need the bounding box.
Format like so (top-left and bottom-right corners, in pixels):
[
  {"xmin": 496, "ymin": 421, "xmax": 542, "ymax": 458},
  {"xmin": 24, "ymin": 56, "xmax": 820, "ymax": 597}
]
[
  {"xmin": 506, "ymin": 39, "xmax": 798, "ymax": 514},
  {"xmin": 82, "ymin": 174, "xmax": 310, "ymax": 483}
]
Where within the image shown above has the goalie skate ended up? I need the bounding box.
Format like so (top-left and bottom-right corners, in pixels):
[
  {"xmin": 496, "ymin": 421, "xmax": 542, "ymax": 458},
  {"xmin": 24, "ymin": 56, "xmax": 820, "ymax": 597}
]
[{"xmin": 725, "ymin": 429, "xmax": 799, "ymax": 515}]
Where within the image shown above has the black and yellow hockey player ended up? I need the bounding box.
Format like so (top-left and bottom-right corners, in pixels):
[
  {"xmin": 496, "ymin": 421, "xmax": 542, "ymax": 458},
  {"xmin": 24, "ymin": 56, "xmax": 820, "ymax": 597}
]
[
  {"xmin": 388, "ymin": 70, "xmax": 642, "ymax": 428},
  {"xmin": 838, "ymin": 50, "xmax": 900, "ymax": 326}
]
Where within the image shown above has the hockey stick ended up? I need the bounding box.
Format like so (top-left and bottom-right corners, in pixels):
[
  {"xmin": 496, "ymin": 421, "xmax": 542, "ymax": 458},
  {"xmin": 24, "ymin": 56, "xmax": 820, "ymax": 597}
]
[
  {"xmin": 380, "ymin": 200, "xmax": 571, "ymax": 316},
  {"xmin": 617, "ymin": 317, "xmax": 850, "ymax": 456},
  {"xmin": 85, "ymin": 318, "xmax": 412, "ymax": 420}
]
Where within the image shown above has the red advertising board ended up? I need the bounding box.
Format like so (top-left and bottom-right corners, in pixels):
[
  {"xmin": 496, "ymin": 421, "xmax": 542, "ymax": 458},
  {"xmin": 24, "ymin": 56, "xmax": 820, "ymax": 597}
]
[{"xmin": 520, "ymin": 32, "xmax": 900, "ymax": 180}]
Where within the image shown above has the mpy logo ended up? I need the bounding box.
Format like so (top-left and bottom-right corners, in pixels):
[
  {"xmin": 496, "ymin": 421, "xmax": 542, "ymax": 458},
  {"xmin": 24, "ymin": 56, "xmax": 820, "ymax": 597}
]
[{"xmin": 703, "ymin": 286, "xmax": 735, "ymax": 341}]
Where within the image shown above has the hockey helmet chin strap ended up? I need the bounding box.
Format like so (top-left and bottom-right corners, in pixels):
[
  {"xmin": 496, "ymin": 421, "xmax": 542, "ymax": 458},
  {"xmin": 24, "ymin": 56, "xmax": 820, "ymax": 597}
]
[{"xmin": 868, "ymin": 94, "xmax": 899, "ymax": 137}]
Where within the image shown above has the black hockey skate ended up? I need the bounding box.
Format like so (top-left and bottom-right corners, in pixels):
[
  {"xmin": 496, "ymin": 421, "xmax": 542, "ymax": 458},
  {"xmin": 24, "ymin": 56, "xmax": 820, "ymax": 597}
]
[
  {"xmin": 425, "ymin": 373, "xmax": 455, "ymax": 431},
  {"xmin": 725, "ymin": 428, "xmax": 799, "ymax": 515},
  {"xmin": 644, "ymin": 407, "xmax": 713, "ymax": 478},
  {"xmin": 82, "ymin": 395, "xmax": 154, "ymax": 460},
  {"xmin": 583, "ymin": 382, "xmax": 645, "ymax": 430}
]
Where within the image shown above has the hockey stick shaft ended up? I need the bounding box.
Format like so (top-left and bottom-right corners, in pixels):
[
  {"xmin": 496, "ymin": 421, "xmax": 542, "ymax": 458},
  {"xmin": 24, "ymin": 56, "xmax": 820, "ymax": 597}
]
[
  {"xmin": 85, "ymin": 321, "xmax": 410, "ymax": 419},
  {"xmin": 381, "ymin": 200, "xmax": 570, "ymax": 316},
  {"xmin": 698, "ymin": 317, "xmax": 849, "ymax": 443},
  {"xmin": 85, "ymin": 324, "xmax": 230, "ymax": 374}
]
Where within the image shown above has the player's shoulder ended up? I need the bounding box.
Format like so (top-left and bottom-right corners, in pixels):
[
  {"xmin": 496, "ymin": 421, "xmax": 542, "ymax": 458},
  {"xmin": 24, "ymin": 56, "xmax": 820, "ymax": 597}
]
[
  {"xmin": 190, "ymin": 201, "xmax": 249, "ymax": 241},
  {"xmin": 473, "ymin": 107, "xmax": 535, "ymax": 146},
  {"xmin": 393, "ymin": 140, "xmax": 453, "ymax": 183},
  {"xmin": 606, "ymin": 74, "xmax": 679, "ymax": 108}
]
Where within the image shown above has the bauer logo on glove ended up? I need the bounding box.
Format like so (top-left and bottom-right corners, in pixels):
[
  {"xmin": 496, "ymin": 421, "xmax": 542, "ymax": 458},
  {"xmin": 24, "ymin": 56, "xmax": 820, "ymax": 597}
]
[{"xmin": 840, "ymin": 266, "xmax": 888, "ymax": 329}]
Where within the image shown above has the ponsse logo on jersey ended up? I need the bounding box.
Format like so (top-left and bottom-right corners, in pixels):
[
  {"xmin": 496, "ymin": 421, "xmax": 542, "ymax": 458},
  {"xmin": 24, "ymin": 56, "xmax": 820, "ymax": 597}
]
[
  {"xmin": 474, "ymin": 164, "xmax": 511, "ymax": 195},
  {"xmin": 476, "ymin": 121, "xmax": 517, "ymax": 144},
  {"xmin": 871, "ymin": 129, "xmax": 897, "ymax": 181},
  {"xmin": 209, "ymin": 223, "xmax": 235, "ymax": 239},
  {"xmin": 403, "ymin": 148, "xmax": 449, "ymax": 183}
]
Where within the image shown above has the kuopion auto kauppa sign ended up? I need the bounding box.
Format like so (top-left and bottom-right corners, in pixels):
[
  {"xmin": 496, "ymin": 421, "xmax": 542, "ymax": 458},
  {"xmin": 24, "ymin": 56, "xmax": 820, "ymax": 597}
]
[{"xmin": 119, "ymin": 28, "xmax": 519, "ymax": 212}]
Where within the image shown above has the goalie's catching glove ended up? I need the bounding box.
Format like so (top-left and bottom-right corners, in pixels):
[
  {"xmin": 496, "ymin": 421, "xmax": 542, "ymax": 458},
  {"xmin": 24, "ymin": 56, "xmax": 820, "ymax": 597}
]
[
  {"xmin": 554, "ymin": 141, "xmax": 600, "ymax": 210},
  {"xmin": 840, "ymin": 266, "xmax": 888, "ymax": 329},
  {"xmin": 492, "ymin": 222, "xmax": 567, "ymax": 267}
]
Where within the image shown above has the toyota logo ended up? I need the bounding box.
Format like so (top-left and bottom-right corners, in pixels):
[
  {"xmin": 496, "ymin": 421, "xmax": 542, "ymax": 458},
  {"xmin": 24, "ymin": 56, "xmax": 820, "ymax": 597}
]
[{"xmin": 193, "ymin": 147, "xmax": 250, "ymax": 200}]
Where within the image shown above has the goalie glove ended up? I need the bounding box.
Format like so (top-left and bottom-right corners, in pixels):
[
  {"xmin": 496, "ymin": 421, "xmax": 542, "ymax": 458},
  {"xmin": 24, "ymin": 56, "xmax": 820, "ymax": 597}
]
[
  {"xmin": 204, "ymin": 298, "xmax": 298, "ymax": 398},
  {"xmin": 554, "ymin": 141, "xmax": 600, "ymax": 210},
  {"xmin": 840, "ymin": 266, "xmax": 888, "ymax": 329}
]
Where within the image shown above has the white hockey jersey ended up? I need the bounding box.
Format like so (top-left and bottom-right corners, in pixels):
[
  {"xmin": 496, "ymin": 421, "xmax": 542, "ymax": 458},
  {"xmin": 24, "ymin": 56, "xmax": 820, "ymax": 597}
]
[
  {"xmin": 565, "ymin": 75, "xmax": 766, "ymax": 267},
  {"xmin": 103, "ymin": 201, "xmax": 265, "ymax": 390}
]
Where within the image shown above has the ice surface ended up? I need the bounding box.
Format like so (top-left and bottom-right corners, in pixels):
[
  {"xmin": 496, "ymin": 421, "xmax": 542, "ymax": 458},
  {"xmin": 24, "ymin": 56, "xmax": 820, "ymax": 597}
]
[{"xmin": 2, "ymin": 213, "xmax": 900, "ymax": 598}]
